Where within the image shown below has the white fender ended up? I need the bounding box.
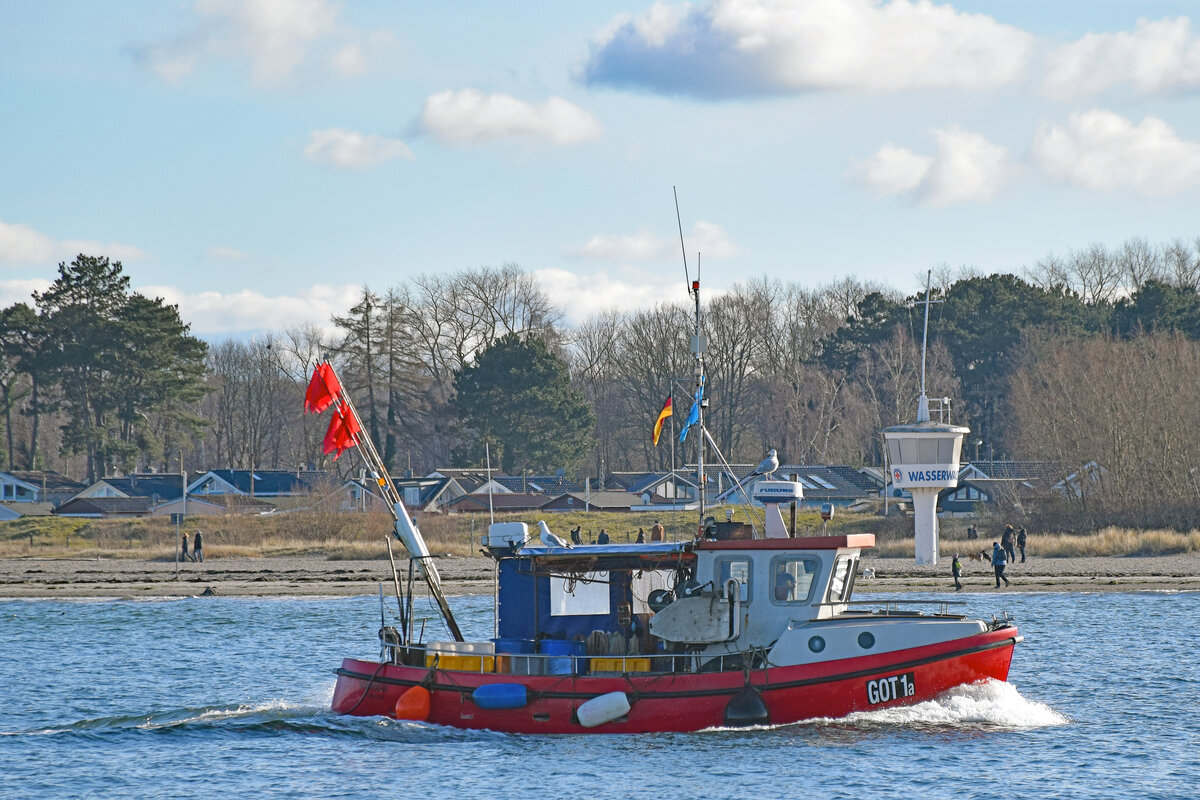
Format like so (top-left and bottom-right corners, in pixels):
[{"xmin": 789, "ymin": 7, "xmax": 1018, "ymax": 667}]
[{"xmin": 577, "ymin": 691, "xmax": 630, "ymax": 728}]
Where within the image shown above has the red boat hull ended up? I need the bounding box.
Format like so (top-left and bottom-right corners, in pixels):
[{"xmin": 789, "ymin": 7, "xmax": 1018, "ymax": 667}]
[{"xmin": 332, "ymin": 626, "xmax": 1019, "ymax": 733}]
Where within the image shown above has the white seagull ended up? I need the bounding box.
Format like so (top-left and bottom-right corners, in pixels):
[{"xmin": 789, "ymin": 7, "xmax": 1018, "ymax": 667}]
[
  {"xmin": 754, "ymin": 448, "xmax": 780, "ymax": 479},
  {"xmin": 538, "ymin": 520, "xmax": 571, "ymax": 548}
]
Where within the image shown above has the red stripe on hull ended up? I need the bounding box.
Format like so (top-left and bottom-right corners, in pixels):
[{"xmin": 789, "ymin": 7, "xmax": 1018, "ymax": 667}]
[{"xmin": 331, "ymin": 627, "xmax": 1018, "ymax": 734}]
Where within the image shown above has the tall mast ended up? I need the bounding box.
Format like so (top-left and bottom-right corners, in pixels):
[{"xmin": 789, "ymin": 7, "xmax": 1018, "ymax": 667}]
[
  {"xmin": 674, "ymin": 187, "xmax": 706, "ymax": 526},
  {"xmin": 692, "ymin": 275, "xmax": 705, "ymax": 523}
]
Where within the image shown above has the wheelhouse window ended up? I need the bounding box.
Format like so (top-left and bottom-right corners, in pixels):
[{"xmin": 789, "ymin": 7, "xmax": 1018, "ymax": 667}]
[
  {"xmin": 827, "ymin": 556, "xmax": 855, "ymax": 603},
  {"xmin": 715, "ymin": 556, "xmax": 752, "ymax": 603},
  {"xmin": 770, "ymin": 556, "xmax": 820, "ymax": 604}
]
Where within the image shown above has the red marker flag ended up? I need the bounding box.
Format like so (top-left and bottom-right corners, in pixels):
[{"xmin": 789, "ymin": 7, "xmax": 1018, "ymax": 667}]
[
  {"xmin": 305, "ymin": 362, "xmax": 342, "ymax": 414},
  {"xmin": 651, "ymin": 395, "xmax": 673, "ymax": 446},
  {"xmin": 323, "ymin": 408, "xmax": 362, "ymax": 459}
]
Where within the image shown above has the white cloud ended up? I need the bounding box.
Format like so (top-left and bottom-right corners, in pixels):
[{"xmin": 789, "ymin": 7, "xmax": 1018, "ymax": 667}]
[
  {"xmin": 329, "ymin": 43, "xmax": 366, "ymax": 77},
  {"xmin": 534, "ymin": 267, "xmax": 688, "ymax": 324},
  {"xmin": 205, "ymin": 246, "xmax": 249, "ymax": 260},
  {"xmin": 583, "ymin": 0, "xmax": 1033, "ymax": 98},
  {"xmin": 304, "ymin": 128, "xmax": 414, "ymax": 168},
  {"xmin": 0, "ymin": 220, "xmax": 56, "ymax": 264},
  {"xmin": 139, "ymin": 282, "xmax": 362, "ymax": 335},
  {"xmin": 851, "ymin": 144, "xmax": 932, "ymax": 197},
  {"xmin": 0, "ymin": 219, "xmax": 147, "ymax": 266},
  {"xmin": 571, "ymin": 221, "xmax": 736, "ymax": 260},
  {"xmin": 419, "ymin": 90, "xmax": 602, "ymax": 146},
  {"xmin": 1044, "ymin": 17, "xmax": 1200, "ymax": 98},
  {"xmin": 0, "ymin": 278, "xmax": 52, "ymax": 307},
  {"xmin": 133, "ymin": 0, "xmax": 391, "ymax": 88},
  {"xmin": 1033, "ymin": 110, "xmax": 1200, "ymax": 196},
  {"xmin": 852, "ymin": 127, "xmax": 1011, "ymax": 205}
]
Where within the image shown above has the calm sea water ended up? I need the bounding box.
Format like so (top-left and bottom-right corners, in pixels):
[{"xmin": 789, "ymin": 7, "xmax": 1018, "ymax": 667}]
[{"xmin": 2, "ymin": 589, "xmax": 1198, "ymax": 800}]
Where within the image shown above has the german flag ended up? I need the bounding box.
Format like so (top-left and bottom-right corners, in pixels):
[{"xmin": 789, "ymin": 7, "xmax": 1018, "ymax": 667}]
[{"xmin": 651, "ymin": 395, "xmax": 673, "ymax": 446}]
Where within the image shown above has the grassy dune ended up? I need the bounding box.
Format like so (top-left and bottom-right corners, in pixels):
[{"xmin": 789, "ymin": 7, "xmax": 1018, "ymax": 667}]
[{"xmin": 0, "ymin": 507, "xmax": 1196, "ymax": 560}]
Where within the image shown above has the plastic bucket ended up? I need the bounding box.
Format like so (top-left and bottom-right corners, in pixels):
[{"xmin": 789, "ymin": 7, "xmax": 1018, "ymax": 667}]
[
  {"xmin": 539, "ymin": 639, "xmax": 585, "ymax": 675},
  {"xmin": 491, "ymin": 637, "xmax": 535, "ymax": 654}
]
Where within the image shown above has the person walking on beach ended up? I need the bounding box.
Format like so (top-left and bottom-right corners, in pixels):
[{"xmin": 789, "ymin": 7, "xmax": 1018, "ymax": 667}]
[
  {"xmin": 181, "ymin": 532, "xmax": 191, "ymax": 563},
  {"xmin": 952, "ymin": 552, "xmax": 963, "ymax": 591},
  {"xmin": 991, "ymin": 542, "xmax": 1010, "ymax": 588},
  {"xmin": 1017, "ymin": 527, "xmax": 1027, "ymax": 562},
  {"xmin": 1001, "ymin": 525, "xmax": 1016, "ymax": 565},
  {"xmin": 650, "ymin": 521, "xmax": 664, "ymax": 542},
  {"xmin": 597, "ymin": 528, "xmax": 610, "ymax": 545},
  {"xmin": 192, "ymin": 530, "xmax": 204, "ymax": 563},
  {"xmin": 636, "ymin": 528, "xmax": 645, "ymax": 544},
  {"xmin": 569, "ymin": 525, "xmax": 582, "ymax": 546}
]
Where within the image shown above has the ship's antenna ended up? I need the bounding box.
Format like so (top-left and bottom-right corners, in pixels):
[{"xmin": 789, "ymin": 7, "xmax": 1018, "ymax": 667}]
[{"xmin": 674, "ymin": 186, "xmax": 691, "ymax": 292}]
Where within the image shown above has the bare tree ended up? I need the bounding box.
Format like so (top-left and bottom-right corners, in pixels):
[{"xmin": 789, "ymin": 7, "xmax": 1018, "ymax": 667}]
[{"xmin": 1114, "ymin": 237, "xmax": 1162, "ymax": 292}]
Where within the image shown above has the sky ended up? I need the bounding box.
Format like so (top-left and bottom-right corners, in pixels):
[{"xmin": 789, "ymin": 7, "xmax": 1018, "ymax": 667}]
[{"xmin": 4, "ymin": 0, "xmax": 1200, "ymax": 338}]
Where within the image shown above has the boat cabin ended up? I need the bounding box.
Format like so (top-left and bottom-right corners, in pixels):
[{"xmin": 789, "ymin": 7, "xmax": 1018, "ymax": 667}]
[{"xmin": 475, "ymin": 529, "xmax": 874, "ymax": 673}]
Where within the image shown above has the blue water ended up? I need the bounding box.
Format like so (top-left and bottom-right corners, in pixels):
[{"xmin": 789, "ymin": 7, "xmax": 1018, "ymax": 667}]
[{"xmin": 2, "ymin": 591, "xmax": 1197, "ymax": 800}]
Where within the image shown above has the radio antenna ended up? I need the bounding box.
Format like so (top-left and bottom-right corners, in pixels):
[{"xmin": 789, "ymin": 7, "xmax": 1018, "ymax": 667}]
[{"xmin": 673, "ymin": 186, "xmax": 692, "ymax": 293}]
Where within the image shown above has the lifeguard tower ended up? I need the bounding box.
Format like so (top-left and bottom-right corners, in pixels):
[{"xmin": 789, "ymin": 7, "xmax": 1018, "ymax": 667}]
[{"xmin": 882, "ymin": 274, "xmax": 968, "ymax": 565}]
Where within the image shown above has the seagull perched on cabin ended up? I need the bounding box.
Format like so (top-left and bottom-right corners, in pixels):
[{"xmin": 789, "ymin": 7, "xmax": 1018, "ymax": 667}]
[
  {"xmin": 538, "ymin": 520, "xmax": 571, "ymax": 549},
  {"xmin": 754, "ymin": 448, "xmax": 780, "ymax": 479}
]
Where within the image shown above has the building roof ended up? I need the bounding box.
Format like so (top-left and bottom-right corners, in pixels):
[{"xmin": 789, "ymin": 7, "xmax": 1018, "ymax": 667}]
[
  {"xmin": 611, "ymin": 472, "xmax": 700, "ymax": 495},
  {"xmin": 54, "ymin": 496, "xmax": 155, "ymax": 517},
  {"xmin": 189, "ymin": 470, "xmax": 320, "ymax": 496},
  {"xmin": 91, "ymin": 474, "xmax": 187, "ymax": 501},
  {"xmin": 962, "ymin": 461, "xmax": 1066, "ymax": 484},
  {"xmin": 713, "ymin": 465, "xmax": 877, "ymax": 504},
  {"xmin": 4, "ymin": 470, "xmax": 86, "ymax": 493},
  {"xmin": 541, "ymin": 490, "xmax": 644, "ymax": 511},
  {"xmin": 443, "ymin": 493, "xmax": 551, "ymax": 512},
  {"xmin": 492, "ymin": 475, "xmax": 581, "ymax": 495}
]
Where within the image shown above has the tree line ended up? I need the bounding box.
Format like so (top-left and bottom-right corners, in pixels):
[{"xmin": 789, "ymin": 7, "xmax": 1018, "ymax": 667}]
[{"xmin": 4, "ymin": 238, "xmax": 1200, "ymax": 529}]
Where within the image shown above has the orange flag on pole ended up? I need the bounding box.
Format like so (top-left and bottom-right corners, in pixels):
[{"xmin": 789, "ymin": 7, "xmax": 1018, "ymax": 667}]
[
  {"xmin": 323, "ymin": 408, "xmax": 362, "ymax": 459},
  {"xmin": 651, "ymin": 395, "xmax": 673, "ymax": 446},
  {"xmin": 305, "ymin": 362, "xmax": 342, "ymax": 414}
]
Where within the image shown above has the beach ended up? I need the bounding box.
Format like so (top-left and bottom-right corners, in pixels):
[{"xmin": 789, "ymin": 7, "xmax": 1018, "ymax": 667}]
[{"xmin": 2, "ymin": 552, "xmax": 1199, "ymax": 597}]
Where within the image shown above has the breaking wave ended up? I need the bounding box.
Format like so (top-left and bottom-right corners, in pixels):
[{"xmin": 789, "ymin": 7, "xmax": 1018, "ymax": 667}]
[{"xmin": 818, "ymin": 679, "xmax": 1068, "ymax": 731}]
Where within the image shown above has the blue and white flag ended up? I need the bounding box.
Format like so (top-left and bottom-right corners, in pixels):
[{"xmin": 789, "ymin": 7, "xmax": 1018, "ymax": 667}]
[{"xmin": 679, "ymin": 378, "xmax": 704, "ymax": 443}]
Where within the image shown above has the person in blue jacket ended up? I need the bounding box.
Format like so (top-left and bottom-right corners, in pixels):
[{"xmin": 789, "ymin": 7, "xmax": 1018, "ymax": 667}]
[{"xmin": 991, "ymin": 542, "xmax": 1010, "ymax": 588}]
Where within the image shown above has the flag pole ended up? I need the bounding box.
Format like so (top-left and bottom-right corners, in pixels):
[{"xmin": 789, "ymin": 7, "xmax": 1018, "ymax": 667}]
[
  {"xmin": 669, "ymin": 385, "xmax": 675, "ymax": 503},
  {"xmin": 311, "ymin": 362, "xmax": 464, "ymax": 642}
]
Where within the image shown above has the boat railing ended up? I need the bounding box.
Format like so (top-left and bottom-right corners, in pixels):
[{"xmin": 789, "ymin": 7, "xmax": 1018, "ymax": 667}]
[
  {"xmin": 380, "ymin": 641, "xmax": 749, "ymax": 676},
  {"xmin": 828, "ymin": 599, "xmax": 967, "ymax": 616}
]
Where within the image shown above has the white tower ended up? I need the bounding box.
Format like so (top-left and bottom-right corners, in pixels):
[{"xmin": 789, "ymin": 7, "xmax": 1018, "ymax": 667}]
[{"xmin": 881, "ymin": 272, "xmax": 968, "ymax": 565}]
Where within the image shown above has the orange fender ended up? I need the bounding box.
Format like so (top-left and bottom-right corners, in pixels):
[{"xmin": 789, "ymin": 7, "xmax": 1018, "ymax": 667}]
[{"xmin": 393, "ymin": 686, "xmax": 431, "ymax": 721}]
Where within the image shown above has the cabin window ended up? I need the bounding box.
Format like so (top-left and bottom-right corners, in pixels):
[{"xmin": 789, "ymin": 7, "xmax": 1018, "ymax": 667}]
[
  {"xmin": 715, "ymin": 556, "xmax": 752, "ymax": 603},
  {"xmin": 769, "ymin": 556, "xmax": 819, "ymax": 604},
  {"xmin": 549, "ymin": 571, "xmax": 610, "ymax": 616},
  {"xmin": 827, "ymin": 556, "xmax": 855, "ymax": 603},
  {"xmin": 630, "ymin": 569, "xmax": 674, "ymax": 614}
]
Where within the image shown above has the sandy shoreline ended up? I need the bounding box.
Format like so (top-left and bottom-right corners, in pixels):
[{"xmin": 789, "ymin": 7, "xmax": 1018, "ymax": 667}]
[{"xmin": 2, "ymin": 552, "xmax": 1200, "ymax": 598}]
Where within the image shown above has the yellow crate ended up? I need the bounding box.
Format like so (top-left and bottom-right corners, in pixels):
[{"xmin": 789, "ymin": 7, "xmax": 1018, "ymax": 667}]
[
  {"xmin": 591, "ymin": 657, "xmax": 651, "ymax": 673},
  {"xmin": 425, "ymin": 652, "xmax": 496, "ymax": 672}
]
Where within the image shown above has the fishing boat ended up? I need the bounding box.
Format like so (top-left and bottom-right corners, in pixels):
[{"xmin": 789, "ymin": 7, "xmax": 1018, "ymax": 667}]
[{"xmin": 316, "ymin": 271, "xmax": 1020, "ymax": 733}]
